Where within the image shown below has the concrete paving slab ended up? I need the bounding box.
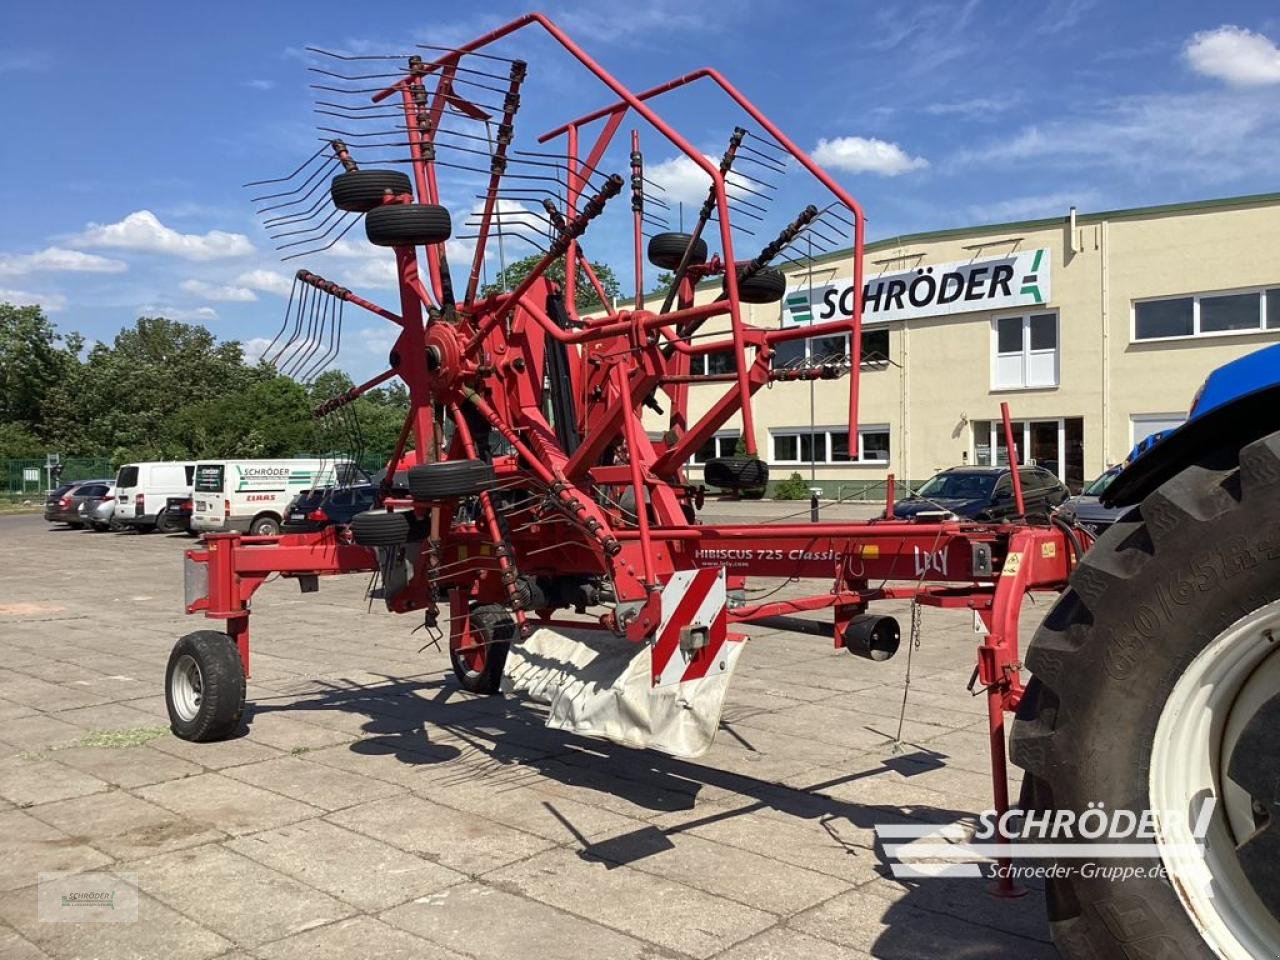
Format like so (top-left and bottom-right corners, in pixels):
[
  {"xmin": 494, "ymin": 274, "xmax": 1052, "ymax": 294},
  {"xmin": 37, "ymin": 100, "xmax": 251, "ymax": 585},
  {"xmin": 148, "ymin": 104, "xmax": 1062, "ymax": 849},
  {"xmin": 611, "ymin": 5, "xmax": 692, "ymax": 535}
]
[
  {"xmin": 381, "ymin": 883, "xmax": 656, "ymax": 960},
  {"xmin": 28, "ymin": 790, "xmax": 224, "ymax": 861},
  {"xmin": 130, "ymin": 845, "xmax": 353, "ymax": 948},
  {"xmin": 221, "ymin": 755, "xmax": 404, "ymax": 812},
  {"xmin": 327, "ymin": 794, "xmax": 555, "ymax": 876},
  {"xmin": 256, "ymin": 915, "xmax": 468, "ymax": 960},
  {"xmin": 47, "ymin": 744, "xmax": 202, "ymax": 790},
  {"xmin": 0, "ymin": 880, "xmax": 232, "ymax": 960},
  {"xmin": 0, "ymin": 757, "xmax": 109, "ymax": 807},
  {"xmin": 0, "ymin": 809, "xmax": 112, "ymax": 892},
  {"xmin": 228, "ymin": 819, "xmax": 463, "ymax": 912},
  {"xmin": 136, "ymin": 772, "xmax": 322, "ymax": 836},
  {"xmin": 490, "ymin": 846, "xmax": 777, "ymax": 958}
]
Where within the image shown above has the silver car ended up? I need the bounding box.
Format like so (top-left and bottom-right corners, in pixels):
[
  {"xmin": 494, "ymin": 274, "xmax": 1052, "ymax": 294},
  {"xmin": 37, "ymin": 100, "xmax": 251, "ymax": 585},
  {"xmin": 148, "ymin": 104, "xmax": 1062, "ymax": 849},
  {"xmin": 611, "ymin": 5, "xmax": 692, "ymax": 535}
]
[
  {"xmin": 1057, "ymin": 466, "xmax": 1127, "ymax": 537},
  {"xmin": 77, "ymin": 482, "xmax": 120, "ymax": 532}
]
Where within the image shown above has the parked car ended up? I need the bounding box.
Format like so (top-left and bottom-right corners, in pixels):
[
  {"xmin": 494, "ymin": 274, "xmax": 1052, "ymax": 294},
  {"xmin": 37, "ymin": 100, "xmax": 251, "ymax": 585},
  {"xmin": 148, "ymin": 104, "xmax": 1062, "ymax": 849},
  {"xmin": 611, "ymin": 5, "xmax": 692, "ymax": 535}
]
[
  {"xmin": 44, "ymin": 479, "xmax": 114, "ymax": 527},
  {"xmin": 282, "ymin": 484, "xmax": 378, "ymax": 533},
  {"xmin": 43, "ymin": 481, "xmax": 81, "ymax": 524},
  {"xmin": 115, "ymin": 461, "xmax": 195, "ymax": 532},
  {"xmin": 157, "ymin": 495, "xmax": 194, "ymax": 534},
  {"xmin": 77, "ymin": 482, "xmax": 119, "ymax": 531},
  {"xmin": 893, "ymin": 465, "xmax": 1069, "ymax": 520},
  {"xmin": 1055, "ymin": 465, "xmax": 1127, "ymax": 537},
  {"xmin": 191, "ymin": 458, "xmax": 357, "ymax": 536}
]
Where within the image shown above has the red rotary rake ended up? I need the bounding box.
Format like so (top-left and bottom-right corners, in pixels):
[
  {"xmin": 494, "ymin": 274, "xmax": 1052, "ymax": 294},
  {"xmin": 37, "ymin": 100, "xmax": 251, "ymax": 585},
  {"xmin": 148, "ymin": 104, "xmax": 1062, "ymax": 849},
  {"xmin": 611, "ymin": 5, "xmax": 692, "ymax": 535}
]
[{"xmin": 171, "ymin": 12, "xmax": 1088, "ymax": 890}]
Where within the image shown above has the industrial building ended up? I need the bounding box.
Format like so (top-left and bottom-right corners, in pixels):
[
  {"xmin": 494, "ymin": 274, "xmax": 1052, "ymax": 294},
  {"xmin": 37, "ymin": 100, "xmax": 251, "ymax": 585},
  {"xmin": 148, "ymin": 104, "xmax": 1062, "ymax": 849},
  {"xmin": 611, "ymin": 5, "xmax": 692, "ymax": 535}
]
[{"xmin": 643, "ymin": 190, "xmax": 1280, "ymax": 494}]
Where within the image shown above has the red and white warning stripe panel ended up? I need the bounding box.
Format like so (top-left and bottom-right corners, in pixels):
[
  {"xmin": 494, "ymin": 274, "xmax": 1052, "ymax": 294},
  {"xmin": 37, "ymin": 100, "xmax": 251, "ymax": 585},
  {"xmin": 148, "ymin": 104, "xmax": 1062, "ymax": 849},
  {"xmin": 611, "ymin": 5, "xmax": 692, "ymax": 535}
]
[{"xmin": 651, "ymin": 567, "xmax": 734, "ymax": 688}]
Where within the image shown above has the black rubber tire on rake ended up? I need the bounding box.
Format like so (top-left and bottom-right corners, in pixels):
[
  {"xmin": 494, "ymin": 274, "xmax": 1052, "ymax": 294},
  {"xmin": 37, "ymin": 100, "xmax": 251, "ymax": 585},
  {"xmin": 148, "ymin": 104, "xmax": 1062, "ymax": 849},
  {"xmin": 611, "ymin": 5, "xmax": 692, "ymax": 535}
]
[
  {"xmin": 704, "ymin": 456, "xmax": 769, "ymax": 490},
  {"xmin": 648, "ymin": 232, "xmax": 708, "ymax": 270},
  {"xmin": 365, "ymin": 204, "xmax": 452, "ymax": 247},
  {"xmin": 726, "ymin": 266, "xmax": 787, "ymax": 304},
  {"xmin": 330, "ymin": 170, "xmax": 413, "ymax": 213},
  {"xmin": 350, "ymin": 508, "xmax": 411, "ymax": 546},
  {"xmin": 408, "ymin": 460, "xmax": 495, "ymax": 501},
  {"xmin": 165, "ymin": 631, "xmax": 246, "ymax": 743},
  {"xmin": 451, "ymin": 604, "xmax": 514, "ymax": 695}
]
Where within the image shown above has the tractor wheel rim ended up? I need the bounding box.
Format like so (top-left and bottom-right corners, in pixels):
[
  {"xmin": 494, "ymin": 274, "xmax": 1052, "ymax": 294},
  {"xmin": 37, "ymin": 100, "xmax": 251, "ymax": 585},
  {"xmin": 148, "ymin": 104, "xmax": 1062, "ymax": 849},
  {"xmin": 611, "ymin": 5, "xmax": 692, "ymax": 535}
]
[
  {"xmin": 1150, "ymin": 600, "xmax": 1280, "ymax": 960},
  {"xmin": 170, "ymin": 654, "xmax": 204, "ymax": 722}
]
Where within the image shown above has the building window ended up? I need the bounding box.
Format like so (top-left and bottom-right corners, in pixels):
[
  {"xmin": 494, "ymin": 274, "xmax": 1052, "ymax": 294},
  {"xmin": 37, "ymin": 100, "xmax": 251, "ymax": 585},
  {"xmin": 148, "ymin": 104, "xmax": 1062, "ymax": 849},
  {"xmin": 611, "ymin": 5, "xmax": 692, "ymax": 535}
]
[
  {"xmin": 1130, "ymin": 414, "xmax": 1185, "ymax": 446},
  {"xmin": 770, "ymin": 426, "xmax": 890, "ymax": 464},
  {"xmin": 1133, "ymin": 286, "xmax": 1280, "ymax": 341},
  {"xmin": 690, "ymin": 350, "xmax": 737, "ymax": 376},
  {"xmin": 972, "ymin": 416, "xmax": 1085, "ymax": 490},
  {"xmin": 692, "ymin": 433, "xmax": 740, "ymax": 464},
  {"xmin": 992, "ymin": 312, "xmax": 1058, "ymax": 390},
  {"xmin": 770, "ymin": 329, "xmax": 890, "ymax": 370}
]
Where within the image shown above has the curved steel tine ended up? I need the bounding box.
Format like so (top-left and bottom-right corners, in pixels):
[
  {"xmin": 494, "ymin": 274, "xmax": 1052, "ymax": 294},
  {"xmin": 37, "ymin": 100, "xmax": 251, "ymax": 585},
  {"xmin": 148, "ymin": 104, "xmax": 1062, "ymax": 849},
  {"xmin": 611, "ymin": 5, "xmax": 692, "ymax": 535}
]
[
  {"xmin": 243, "ymin": 143, "xmax": 329, "ymax": 188},
  {"xmin": 278, "ymin": 215, "xmax": 360, "ymax": 262}
]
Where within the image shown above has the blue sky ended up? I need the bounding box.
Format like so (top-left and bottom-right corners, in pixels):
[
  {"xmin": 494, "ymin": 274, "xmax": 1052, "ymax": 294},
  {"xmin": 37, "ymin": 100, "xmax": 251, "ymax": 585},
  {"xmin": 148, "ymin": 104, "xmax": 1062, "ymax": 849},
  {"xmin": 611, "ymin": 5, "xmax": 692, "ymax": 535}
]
[{"xmin": 2, "ymin": 1, "xmax": 1278, "ymax": 381}]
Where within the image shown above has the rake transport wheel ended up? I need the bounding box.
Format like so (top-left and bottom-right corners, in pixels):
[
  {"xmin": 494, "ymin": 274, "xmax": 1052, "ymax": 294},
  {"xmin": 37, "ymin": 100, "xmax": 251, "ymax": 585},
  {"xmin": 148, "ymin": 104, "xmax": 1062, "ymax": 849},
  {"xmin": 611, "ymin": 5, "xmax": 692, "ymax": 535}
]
[
  {"xmin": 451, "ymin": 604, "xmax": 514, "ymax": 695},
  {"xmin": 1011, "ymin": 431, "xmax": 1280, "ymax": 960},
  {"xmin": 165, "ymin": 631, "xmax": 246, "ymax": 742},
  {"xmin": 350, "ymin": 508, "xmax": 411, "ymax": 547},
  {"xmin": 727, "ymin": 266, "xmax": 786, "ymax": 304},
  {"xmin": 647, "ymin": 232, "xmax": 708, "ymax": 270},
  {"xmin": 365, "ymin": 204, "xmax": 452, "ymax": 247},
  {"xmin": 407, "ymin": 459, "xmax": 495, "ymax": 501},
  {"xmin": 330, "ymin": 169, "xmax": 412, "ymax": 212},
  {"xmin": 704, "ymin": 456, "xmax": 769, "ymax": 491}
]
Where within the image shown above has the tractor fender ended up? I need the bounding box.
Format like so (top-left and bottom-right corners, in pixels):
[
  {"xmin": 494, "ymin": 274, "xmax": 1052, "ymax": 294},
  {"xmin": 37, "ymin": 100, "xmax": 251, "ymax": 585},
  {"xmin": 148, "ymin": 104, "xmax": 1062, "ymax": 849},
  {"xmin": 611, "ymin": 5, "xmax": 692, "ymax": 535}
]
[{"xmin": 1106, "ymin": 380, "xmax": 1280, "ymax": 507}]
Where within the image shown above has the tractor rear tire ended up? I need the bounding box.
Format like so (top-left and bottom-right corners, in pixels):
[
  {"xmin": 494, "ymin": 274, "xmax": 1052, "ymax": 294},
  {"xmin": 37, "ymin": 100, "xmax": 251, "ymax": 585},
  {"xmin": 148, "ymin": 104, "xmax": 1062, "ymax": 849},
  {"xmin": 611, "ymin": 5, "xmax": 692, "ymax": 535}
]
[
  {"xmin": 647, "ymin": 232, "xmax": 708, "ymax": 271},
  {"xmin": 408, "ymin": 459, "xmax": 495, "ymax": 501},
  {"xmin": 365, "ymin": 204, "xmax": 451, "ymax": 247},
  {"xmin": 451, "ymin": 604, "xmax": 513, "ymax": 695},
  {"xmin": 1011, "ymin": 430, "xmax": 1280, "ymax": 960},
  {"xmin": 165, "ymin": 631, "xmax": 246, "ymax": 742},
  {"xmin": 350, "ymin": 509, "xmax": 410, "ymax": 546},
  {"xmin": 704, "ymin": 456, "xmax": 769, "ymax": 491},
  {"xmin": 726, "ymin": 266, "xmax": 786, "ymax": 304},
  {"xmin": 330, "ymin": 169, "xmax": 412, "ymax": 213}
]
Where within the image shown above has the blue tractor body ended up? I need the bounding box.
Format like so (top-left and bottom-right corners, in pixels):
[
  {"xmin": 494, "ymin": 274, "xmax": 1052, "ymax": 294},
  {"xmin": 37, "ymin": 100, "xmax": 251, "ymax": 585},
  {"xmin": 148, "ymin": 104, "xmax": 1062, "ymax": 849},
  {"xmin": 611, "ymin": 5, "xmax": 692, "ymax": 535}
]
[{"xmin": 1105, "ymin": 342, "xmax": 1280, "ymax": 506}]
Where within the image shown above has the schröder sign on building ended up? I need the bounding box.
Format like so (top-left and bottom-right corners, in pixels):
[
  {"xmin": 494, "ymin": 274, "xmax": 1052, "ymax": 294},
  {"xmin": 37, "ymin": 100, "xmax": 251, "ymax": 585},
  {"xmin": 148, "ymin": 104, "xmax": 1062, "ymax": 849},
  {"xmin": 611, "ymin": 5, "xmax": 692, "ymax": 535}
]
[{"xmin": 782, "ymin": 248, "xmax": 1050, "ymax": 328}]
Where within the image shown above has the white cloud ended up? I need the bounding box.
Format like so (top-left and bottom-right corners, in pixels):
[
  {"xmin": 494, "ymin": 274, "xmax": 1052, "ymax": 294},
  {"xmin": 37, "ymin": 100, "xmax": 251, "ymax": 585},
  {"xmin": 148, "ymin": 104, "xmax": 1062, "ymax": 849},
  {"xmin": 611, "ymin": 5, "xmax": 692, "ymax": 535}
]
[
  {"xmin": 952, "ymin": 90, "xmax": 1278, "ymax": 185},
  {"xmin": 241, "ymin": 336, "xmax": 274, "ymax": 364},
  {"xmin": 812, "ymin": 136, "xmax": 929, "ymax": 176},
  {"xmin": 74, "ymin": 210, "xmax": 254, "ymax": 261},
  {"xmin": 179, "ymin": 278, "xmax": 258, "ymax": 302},
  {"xmin": 0, "ymin": 287, "xmax": 67, "ymax": 311},
  {"xmin": 965, "ymin": 190, "xmax": 1102, "ymax": 224},
  {"xmin": 242, "ymin": 79, "xmax": 275, "ymax": 91},
  {"xmin": 925, "ymin": 97, "xmax": 1020, "ymax": 120},
  {"xmin": 644, "ymin": 154, "xmax": 759, "ymax": 210},
  {"xmin": 235, "ymin": 268, "xmax": 296, "ymax": 297},
  {"xmin": 137, "ymin": 303, "xmax": 219, "ymax": 323},
  {"xmin": 0, "ymin": 246, "xmax": 127, "ymax": 279},
  {"xmin": 1185, "ymin": 25, "xmax": 1280, "ymax": 87}
]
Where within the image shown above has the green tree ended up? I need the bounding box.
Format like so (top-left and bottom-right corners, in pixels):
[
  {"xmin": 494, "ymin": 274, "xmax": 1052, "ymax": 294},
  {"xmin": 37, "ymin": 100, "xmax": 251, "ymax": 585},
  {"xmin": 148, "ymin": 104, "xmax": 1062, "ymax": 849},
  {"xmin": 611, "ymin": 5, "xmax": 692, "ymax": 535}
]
[
  {"xmin": 480, "ymin": 253, "xmax": 620, "ymax": 312},
  {"xmin": 0, "ymin": 303, "xmax": 83, "ymax": 442}
]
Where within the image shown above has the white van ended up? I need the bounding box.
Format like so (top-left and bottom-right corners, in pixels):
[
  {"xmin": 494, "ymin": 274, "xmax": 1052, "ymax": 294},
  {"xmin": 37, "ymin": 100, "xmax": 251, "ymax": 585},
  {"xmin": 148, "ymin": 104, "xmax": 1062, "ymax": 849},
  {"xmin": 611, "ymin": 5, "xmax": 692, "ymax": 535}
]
[
  {"xmin": 191, "ymin": 459, "xmax": 357, "ymax": 536},
  {"xmin": 114, "ymin": 461, "xmax": 196, "ymax": 532}
]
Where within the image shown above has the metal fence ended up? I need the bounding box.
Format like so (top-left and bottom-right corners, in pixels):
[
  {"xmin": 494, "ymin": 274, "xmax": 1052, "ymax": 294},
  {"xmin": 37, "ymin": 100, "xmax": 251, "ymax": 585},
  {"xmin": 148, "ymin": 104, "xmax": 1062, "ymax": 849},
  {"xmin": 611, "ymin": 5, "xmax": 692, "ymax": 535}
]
[{"xmin": 2, "ymin": 458, "xmax": 115, "ymax": 500}]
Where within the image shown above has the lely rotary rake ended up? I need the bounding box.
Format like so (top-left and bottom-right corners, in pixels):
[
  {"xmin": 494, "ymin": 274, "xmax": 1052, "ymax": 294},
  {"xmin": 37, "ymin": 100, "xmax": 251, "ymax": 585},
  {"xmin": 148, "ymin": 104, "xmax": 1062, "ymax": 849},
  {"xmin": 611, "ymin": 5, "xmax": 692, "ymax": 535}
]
[{"xmin": 170, "ymin": 12, "xmax": 1086, "ymax": 886}]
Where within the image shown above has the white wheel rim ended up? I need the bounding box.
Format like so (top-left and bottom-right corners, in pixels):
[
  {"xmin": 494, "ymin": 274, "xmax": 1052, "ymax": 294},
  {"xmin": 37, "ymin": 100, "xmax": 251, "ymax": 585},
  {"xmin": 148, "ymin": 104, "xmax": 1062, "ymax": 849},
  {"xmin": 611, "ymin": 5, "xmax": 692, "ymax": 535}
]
[
  {"xmin": 1151, "ymin": 600, "xmax": 1280, "ymax": 959},
  {"xmin": 170, "ymin": 654, "xmax": 204, "ymax": 722}
]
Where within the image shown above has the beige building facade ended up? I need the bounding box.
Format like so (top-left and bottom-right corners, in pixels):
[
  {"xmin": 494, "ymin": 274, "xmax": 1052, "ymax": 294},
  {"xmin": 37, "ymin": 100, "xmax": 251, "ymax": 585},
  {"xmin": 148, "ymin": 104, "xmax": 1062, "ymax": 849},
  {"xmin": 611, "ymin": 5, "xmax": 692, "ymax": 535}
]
[{"xmin": 640, "ymin": 191, "xmax": 1280, "ymax": 495}]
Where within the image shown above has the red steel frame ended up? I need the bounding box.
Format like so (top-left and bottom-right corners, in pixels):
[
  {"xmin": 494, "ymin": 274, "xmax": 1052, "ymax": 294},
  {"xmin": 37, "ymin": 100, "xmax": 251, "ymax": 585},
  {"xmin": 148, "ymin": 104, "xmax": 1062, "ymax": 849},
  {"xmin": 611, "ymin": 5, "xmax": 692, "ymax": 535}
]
[{"xmin": 183, "ymin": 13, "xmax": 1086, "ymax": 894}]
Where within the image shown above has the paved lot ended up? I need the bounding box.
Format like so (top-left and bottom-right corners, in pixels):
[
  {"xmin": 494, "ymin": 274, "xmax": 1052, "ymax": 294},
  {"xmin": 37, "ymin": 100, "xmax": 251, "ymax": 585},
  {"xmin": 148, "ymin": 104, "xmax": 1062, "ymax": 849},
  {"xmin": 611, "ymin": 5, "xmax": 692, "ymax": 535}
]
[{"xmin": 0, "ymin": 509, "xmax": 1057, "ymax": 959}]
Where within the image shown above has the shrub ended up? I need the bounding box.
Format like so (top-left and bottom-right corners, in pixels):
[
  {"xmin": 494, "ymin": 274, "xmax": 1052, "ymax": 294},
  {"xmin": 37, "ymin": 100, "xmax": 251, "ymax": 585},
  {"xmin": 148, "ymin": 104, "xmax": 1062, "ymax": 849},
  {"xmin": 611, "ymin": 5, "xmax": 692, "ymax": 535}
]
[{"xmin": 772, "ymin": 472, "xmax": 812, "ymax": 500}]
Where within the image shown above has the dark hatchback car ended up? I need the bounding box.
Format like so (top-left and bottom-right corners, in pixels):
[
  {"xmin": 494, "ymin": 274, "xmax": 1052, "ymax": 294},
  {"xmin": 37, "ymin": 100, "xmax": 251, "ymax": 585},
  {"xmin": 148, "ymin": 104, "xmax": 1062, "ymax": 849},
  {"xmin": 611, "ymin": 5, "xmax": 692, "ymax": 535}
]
[
  {"xmin": 44, "ymin": 479, "xmax": 114, "ymax": 527},
  {"xmin": 282, "ymin": 484, "xmax": 378, "ymax": 533},
  {"xmin": 894, "ymin": 465, "xmax": 1069, "ymax": 521},
  {"xmin": 158, "ymin": 495, "xmax": 195, "ymax": 534}
]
